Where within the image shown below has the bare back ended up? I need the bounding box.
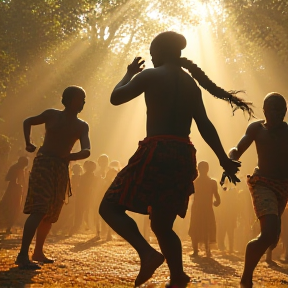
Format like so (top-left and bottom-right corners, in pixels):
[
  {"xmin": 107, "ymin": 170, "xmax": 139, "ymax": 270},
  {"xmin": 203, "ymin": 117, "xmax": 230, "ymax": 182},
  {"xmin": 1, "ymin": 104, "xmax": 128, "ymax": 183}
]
[
  {"xmin": 38, "ymin": 109, "xmax": 88, "ymax": 158},
  {"xmin": 255, "ymin": 121, "xmax": 288, "ymax": 179},
  {"xmin": 240, "ymin": 120, "xmax": 288, "ymax": 179},
  {"xmin": 144, "ymin": 65, "xmax": 201, "ymax": 137}
]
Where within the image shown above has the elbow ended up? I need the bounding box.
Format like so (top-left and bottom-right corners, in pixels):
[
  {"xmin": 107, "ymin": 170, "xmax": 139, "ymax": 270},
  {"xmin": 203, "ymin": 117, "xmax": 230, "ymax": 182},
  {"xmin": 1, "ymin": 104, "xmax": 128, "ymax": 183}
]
[
  {"xmin": 23, "ymin": 118, "xmax": 30, "ymax": 126},
  {"xmin": 110, "ymin": 91, "xmax": 123, "ymax": 106},
  {"xmin": 110, "ymin": 98, "xmax": 119, "ymax": 106},
  {"xmin": 110, "ymin": 95, "xmax": 121, "ymax": 106}
]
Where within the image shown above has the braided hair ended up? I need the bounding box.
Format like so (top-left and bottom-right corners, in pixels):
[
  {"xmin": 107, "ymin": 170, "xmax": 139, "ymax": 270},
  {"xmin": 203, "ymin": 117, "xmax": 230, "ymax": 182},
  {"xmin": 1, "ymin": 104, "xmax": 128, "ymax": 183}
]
[
  {"xmin": 150, "ymin": 31, "xmax": 254, "ymax": 119},
  {"xmin": 180, "ymin": 58, "xmax": 254, "ymax": 119}
]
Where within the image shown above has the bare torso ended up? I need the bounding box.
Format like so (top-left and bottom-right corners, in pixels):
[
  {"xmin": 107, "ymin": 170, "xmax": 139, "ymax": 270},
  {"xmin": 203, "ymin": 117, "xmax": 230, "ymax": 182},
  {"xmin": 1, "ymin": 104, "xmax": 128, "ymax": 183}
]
[
  {"xmin": 144, "ymin": 65, "xmax": 200, "ymax": 137},
  {"xmin": 253, "ymin": 120, "xmax": 288, "ymax": 179},
  {"xmin": 39, "ymin": 109, "xmax": 87, "ymax": 158}
]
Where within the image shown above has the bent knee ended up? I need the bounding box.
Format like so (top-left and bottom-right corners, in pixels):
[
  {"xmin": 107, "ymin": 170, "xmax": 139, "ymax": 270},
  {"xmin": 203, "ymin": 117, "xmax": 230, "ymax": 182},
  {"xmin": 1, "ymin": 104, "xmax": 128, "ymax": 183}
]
[
  {"xmin": 150, "ymin": 221, "xmax": 171, "ymax": 236},
  {"xmin": 98, "ymin": 199, "xmax": 119, "ymax": 219},
  {"xmin": 260, "ymin": 232, "xmax": 279, "ymax": 246}
]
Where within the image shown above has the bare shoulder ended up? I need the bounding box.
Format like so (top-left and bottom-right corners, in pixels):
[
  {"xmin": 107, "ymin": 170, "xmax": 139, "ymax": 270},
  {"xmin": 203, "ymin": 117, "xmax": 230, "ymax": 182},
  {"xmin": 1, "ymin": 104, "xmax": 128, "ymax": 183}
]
[
  {"xmin": 210, "ymin": 178, "xmax": 218, "ymax": 185},
  {"xmin": 136, "ymin": 68, "xmax": 155, "ymax": 78},
  {"xmin": 77, "ymin": 118, "xmax": 89, "ymax": 130},
  {"xmin": 44, "ymin": 108, "xmax": 62, "ymax": 117},
  {"xmin": 247, "ymin": 119, "xmax": 264, "ymax": 133}
]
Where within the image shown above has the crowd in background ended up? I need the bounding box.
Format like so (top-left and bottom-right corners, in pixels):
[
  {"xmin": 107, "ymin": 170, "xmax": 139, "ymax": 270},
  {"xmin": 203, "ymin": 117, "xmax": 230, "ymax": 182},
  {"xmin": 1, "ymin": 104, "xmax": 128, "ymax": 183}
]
[{"xmin": 1, "ymin": 151, "xmax": 288, "ymax": 261}]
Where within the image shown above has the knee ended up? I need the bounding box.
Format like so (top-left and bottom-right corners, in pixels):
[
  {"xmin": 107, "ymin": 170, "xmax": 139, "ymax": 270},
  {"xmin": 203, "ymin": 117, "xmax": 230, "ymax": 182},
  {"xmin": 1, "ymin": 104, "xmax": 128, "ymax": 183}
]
[
  {"xmin": 150, "ymin": 221, "xmax": 169, "ymax": 236},
  {"xmin": 260, "ymin": 231, "xmax": 278, "ymax": 247},
  {"xmin": 99, "ymin": 199, "xmax": 116, "ymax": 220}
]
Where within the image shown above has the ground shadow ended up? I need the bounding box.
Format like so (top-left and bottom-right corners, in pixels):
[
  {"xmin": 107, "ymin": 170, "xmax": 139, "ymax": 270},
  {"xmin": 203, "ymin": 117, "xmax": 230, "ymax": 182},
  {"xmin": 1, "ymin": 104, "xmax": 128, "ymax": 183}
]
[
  {"xmin": 0, "ymin": 266, "xmax": 39, "ymax": 287},
  {"xmin": 190, "ymin": 255, "xmax": 237, "ymax": 277},
  {"xmin": 0, "ymin": 232, "xmax": 21, "ymax": 250},
  {"xmin": 70, "ymin": 236, "xmax": 109, "ymax": 252},
  {"xmin": 220, "ymin": 252, "xmax": 243, "ymax": 263},
  {"xmin": 266, "ymin": 260, "xmax": 288, "ymax": 276}
]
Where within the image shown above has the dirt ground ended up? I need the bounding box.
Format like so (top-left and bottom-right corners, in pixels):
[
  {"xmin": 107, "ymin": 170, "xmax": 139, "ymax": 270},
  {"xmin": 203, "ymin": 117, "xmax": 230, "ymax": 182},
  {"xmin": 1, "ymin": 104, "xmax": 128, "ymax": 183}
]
[{"xmin": 1, "ymin": 230, "xmax": 288, "ymax": 288}]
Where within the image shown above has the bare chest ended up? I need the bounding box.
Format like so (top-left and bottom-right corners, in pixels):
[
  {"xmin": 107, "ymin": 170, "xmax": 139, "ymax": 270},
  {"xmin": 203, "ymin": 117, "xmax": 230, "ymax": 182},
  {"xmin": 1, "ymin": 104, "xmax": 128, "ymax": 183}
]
[
  {"xmin": 45, "ymin": 118, "xmax": 81, "ymax": 140},
  {"xmin": 255, "ymin": 126, "xmax": 288, "ymax": 158}
]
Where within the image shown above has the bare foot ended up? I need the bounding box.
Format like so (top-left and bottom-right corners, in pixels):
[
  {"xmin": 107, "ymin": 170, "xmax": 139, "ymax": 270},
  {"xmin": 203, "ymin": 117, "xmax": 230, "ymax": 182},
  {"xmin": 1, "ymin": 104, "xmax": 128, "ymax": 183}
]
[
  {"xmin": 32, "ymin": 253, "xmax": 54, "ymax": 263},
  {"xmin": 167, "ymin": 273, "xmax": 190, "ymax": 288},
  {"xmin": 15, "ymin": 253, "xmax": 41, "ymax": 270},
  {"xmin": 134, "ymin": 249, "xmax": 165, "ymax": 287}
]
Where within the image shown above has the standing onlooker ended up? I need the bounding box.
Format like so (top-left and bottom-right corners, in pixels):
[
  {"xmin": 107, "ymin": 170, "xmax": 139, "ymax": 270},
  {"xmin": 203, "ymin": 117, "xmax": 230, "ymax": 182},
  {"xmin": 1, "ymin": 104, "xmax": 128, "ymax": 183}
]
[
  {"xmin": 0, "ymin": 156, "xmax": 29, "ymax": 234},
  {"xmin": 189, "ymin": 161, "xmax": 220, "ymax": 257}
]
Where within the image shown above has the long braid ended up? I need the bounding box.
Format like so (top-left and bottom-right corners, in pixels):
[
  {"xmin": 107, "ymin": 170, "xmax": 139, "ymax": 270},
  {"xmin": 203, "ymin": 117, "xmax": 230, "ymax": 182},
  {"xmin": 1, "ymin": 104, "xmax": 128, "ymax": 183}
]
[{"xmin": 180, "ymin": 58, "xmax": 255, "ymax": 119}]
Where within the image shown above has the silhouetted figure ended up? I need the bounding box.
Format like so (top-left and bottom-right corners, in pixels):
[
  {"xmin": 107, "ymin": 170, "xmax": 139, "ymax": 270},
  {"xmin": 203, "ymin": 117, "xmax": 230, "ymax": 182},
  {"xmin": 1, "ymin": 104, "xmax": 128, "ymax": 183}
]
[
  {"xmin": 0, "ymin": 156, "xmax": 28, "ymax": 234},
  {"xmin": 189, "ymin": 161, "xmax": 220, "ymax": 257},
  {"xmin": 94, "ymin": 154, "xmax": 109, "ymax": 239},
  {"xmin": 69, "ymin": 160, "xmax": 96, "ymax": 235},
  {"xmin": 229, "ymin": 93, "xmax": 288, "ymax": 288},
  {"xmin": 101, "ymin": 167, "xmax": 118, "ymax": 240},
  {"xmin": 217, "ymin": 179, "xmax": 238, "ymax": 253},
  {"xmin": 234, "ymin": 181, "xmax": 255, "ymax": 255},
  {"xmin": 15, "ymin": 86, "xmax": 90, "ymax": 269},
  {"xmin": 99, "ymin": 31, "xmax": 250, "ymax": 287}
]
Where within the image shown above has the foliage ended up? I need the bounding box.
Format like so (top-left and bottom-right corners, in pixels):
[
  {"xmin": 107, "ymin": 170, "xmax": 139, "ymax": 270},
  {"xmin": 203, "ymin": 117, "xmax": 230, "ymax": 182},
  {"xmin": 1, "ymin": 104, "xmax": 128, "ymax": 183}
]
[
  {"xmin": 0, "ymin": 134, "xmax": 11, "ymax": 155},
  {"xmin": 0, "ymin": 0, "xmax": 288, "ymax": 129},
  {"xmin": 216, "ymin": 0, "xmax": 288, "ymax": 69}
]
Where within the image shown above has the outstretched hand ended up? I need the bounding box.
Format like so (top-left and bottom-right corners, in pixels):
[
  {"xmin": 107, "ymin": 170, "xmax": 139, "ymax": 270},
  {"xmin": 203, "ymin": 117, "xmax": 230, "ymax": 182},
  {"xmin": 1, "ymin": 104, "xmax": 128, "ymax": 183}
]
[
  {"xmin": 220, "ymin": 158, "xmax": 241, "ymax": 185},
  {"xmin": 127, "ymin": 57, "xmax": 145, "ymax": 75}
]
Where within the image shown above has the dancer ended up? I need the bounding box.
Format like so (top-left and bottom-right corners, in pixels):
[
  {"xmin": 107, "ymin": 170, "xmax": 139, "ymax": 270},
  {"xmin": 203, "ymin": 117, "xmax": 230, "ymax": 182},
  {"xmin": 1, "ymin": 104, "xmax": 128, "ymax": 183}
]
[
  {"xmin": 15, "ymin": 86, "xmax": 90, "ymax": 269},
  {"xmin": 99, "ymin": 31, "xmax": 252, "ymax": 287},
  {"xmin": 228, "ymin": 92, "xmax": 288, "ymax": 287}
]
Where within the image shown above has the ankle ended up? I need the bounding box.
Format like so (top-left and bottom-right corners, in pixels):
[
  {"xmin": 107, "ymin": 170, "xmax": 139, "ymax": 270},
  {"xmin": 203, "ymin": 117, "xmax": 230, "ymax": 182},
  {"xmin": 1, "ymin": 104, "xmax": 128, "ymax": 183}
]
[{"xmin": 18, "ymin": 249, "xmax": 29, "ymax": 257}]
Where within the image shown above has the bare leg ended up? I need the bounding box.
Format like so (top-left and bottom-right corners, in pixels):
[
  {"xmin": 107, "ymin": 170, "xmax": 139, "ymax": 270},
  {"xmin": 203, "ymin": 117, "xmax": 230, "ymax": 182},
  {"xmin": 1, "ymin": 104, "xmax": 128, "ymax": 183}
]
[
  {"xmin": 16, "ymin": 213, "xmax": 45, "ymax": 269},
  {"xmin": 241, "ymin": 214, "xmax": 279, "ymax": 288},
  {"xmin": 227, "ymin": 226, "xmax": 235, "ymax": 253},
  {"xmin": 205, "ymin": 241, "xmax": 211, "ymax": 257},
  {"xmin": 191, "ymin": 236, "xmax": 199, "ymax": 257},
  {"xmin": 150, "ymin": 207, "xmax": 189, "ymax": 287},
  {"xmin": 99, "ymin": 199, "xmax": 164, "ymax": 286},
  {"xmin": 32, "ymin": 219, "xmax": 53, "ymax": 262},
  {"xmin": 19, "ymin": 213, "xmax": 45, "ymax": 257}
]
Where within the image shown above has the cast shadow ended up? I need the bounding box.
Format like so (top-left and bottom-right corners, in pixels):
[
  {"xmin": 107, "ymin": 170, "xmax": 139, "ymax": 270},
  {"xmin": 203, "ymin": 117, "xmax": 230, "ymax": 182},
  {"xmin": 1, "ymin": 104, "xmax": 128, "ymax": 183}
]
[
  {"xmin": 0, "ymin": 266, "xmax": 39, "ymax": 288},
  {"xmin": 70, "ymin": 236, "xmax": 108, "ymax": 252},
  {"xmin": 190, "ymin": 255, "xmax": 237, "ymax": 277}
]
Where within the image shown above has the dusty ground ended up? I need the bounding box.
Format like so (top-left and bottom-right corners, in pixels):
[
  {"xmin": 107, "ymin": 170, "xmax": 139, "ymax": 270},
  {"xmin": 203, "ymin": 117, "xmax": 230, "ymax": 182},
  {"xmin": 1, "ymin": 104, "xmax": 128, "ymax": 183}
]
[{"xmin": 1, "ymin": 230, "xmax": 288, "ymax": 288}]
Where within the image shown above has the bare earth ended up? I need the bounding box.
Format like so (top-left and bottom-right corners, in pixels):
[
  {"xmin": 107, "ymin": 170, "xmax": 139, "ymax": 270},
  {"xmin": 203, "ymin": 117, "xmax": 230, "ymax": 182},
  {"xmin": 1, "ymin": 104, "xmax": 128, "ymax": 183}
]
[{"xmin": 1, "ymin": 231, "xmax": 288, "ymax": 288}]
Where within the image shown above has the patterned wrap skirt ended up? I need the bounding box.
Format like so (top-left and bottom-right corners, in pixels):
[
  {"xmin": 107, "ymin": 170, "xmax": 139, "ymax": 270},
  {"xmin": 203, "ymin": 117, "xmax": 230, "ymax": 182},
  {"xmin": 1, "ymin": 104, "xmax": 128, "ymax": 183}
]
[
  {"xmin": 103, "ymin": 135, "xmax": 198, "ymax": 218},
  {"xmin": 247, "ymin": 168, "xmax": 288, "ymax": 219},
  {"xmin": 23, "ymin": 153, "xmax": 70, "ymax": 223}
]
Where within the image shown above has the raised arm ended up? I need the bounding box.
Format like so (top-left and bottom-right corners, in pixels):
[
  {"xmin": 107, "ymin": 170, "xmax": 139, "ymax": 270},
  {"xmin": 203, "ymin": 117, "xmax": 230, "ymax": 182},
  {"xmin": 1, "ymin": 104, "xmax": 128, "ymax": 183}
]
[
  {"xmin": 68, "ymin": 122, "xmax": 91, "ymax": 161},
  {"xmin": 192, "ymin": 88, "xmax": 240, "ymax": 183},
  {"xmin": 23, "ymin": 109, "xmax": 52, "ymax": 152},
  {"xmin": 110, "ymin": 57, "xmax": 148, "ymax": 105},
  {"xmin": 229, "ymin": 122, "xmax": 259, "ymax": 161}
]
